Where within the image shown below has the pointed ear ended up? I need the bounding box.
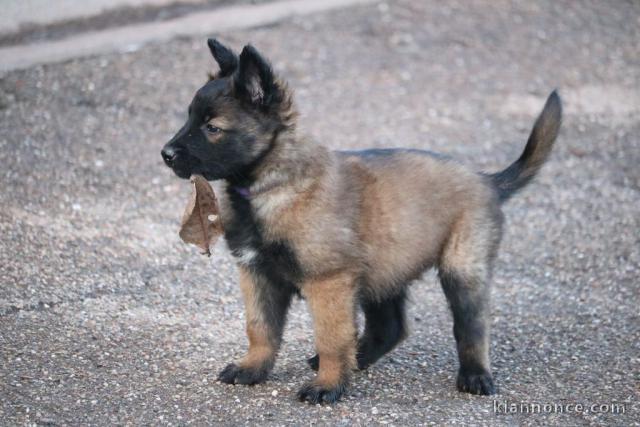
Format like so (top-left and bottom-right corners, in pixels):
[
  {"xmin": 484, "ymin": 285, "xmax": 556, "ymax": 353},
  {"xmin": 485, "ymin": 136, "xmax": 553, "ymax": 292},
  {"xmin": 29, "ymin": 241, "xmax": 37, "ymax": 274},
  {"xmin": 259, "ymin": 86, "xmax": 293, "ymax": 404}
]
[
  {"xmin": 233, "ymin": 44, "xmax": 278, "ymax": 107},
  {"xmin": 207, "ymin": 38, "xmax": 238, "ymax": 78}
]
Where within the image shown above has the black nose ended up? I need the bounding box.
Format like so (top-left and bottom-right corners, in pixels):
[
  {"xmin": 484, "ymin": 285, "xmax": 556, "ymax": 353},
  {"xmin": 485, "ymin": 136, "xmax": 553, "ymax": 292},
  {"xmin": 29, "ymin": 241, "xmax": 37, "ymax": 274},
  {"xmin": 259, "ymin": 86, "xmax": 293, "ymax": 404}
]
[{"xmin": 161, "ymin": 147, "xmax": 178, "ymax": 165}]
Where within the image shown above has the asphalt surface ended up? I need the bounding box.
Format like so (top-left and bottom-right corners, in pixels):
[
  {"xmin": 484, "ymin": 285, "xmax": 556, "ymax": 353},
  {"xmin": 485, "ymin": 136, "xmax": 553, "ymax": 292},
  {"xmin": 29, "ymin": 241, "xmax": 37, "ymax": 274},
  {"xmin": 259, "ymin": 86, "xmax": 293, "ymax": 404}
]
[
  {"xmin": 1, "ymin": 0, "xmax": 639, "ymax": 425},
  {"xmin": 0, "ymin": 0, "xmax": 271, "ymax": 47}
]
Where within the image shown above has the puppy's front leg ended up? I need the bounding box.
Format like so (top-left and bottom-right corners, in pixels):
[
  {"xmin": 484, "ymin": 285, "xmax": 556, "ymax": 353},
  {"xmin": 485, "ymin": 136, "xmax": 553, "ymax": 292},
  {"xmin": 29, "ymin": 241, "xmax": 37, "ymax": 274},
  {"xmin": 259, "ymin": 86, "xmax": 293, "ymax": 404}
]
[
  {"xmin": 298, "ymin": 273, "xmax": 357, "ymax": 404},
  {"xmin": 218, "ymin": 267, "xmax": 294, "ymax": 385}
]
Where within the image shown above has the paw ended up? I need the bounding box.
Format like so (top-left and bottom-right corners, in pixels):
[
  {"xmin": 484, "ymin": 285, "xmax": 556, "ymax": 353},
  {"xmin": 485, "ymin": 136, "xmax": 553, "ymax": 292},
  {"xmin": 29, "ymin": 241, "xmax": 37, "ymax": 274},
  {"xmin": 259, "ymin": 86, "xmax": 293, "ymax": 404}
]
[
  {"xmin": 307, "ymin": 354, "xmax": 319, "ymax": 371},
  {"xmin": 456, "ymin": 369, "xmax": 496, "ymax": 395},
  {"xmin": 297, "ymin": 381, "xmax": 347, "ymax": 404},
  {"xmin": 355, "ymin": 350, "xmax": 372, "ymax": 370},
  {"xmin": 217, "ymin": 363, "xmax": 269, "ymax": 385},
  {"xmin": 355, "ymin": 336, "xmax": 396, "ymax": 370}
]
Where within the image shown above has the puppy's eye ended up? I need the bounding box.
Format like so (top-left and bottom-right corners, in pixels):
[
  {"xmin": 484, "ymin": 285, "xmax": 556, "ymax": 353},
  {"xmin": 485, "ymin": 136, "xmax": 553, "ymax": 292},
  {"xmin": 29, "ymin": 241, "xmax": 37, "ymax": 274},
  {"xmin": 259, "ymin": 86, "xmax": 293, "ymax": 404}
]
[{"xmin": 206, "ymin": 124, "xmax": 220, "ymax": 134}]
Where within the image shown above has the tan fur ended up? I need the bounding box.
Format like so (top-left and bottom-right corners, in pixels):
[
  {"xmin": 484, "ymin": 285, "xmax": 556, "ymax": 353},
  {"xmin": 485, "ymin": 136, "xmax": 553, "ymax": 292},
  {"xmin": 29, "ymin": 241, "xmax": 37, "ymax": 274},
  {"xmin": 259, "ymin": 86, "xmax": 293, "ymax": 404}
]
[
  {"xmin": 216, "ymin": 137, "xmax": 500, "ymax": 389},
  {"xmin": 219, "ymin": 146, "xmax": 498, "ymax": 299},
  {"xmin": 207, "ymin": 116, "xmax": 233, "ymax": 131},
  {"xmin": 301, "ymin": 272, "xmax": 357, "ymax": 387},
  {"xmin": 236, "ymin": 267, "xmax": 277, "ymax": 369}
]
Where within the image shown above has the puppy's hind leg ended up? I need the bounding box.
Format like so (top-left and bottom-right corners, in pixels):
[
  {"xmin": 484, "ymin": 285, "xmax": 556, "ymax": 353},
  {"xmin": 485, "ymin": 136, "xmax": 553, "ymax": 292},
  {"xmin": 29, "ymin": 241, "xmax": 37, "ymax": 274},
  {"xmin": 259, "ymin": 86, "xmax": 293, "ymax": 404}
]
[
  {"xmin": 438, "ymin": 210, "xmax": 502, "ymax": 396},
  {"xmin": 439, "ymin": 268, "xmax": 495, "ymax": 395},
  {"xmin": 307, "ymin": 289, "xmax": 407, "ymax": 371},
  {"xmin": 357, "ymin": 290, "xmax": 408, "ymax": 369}
]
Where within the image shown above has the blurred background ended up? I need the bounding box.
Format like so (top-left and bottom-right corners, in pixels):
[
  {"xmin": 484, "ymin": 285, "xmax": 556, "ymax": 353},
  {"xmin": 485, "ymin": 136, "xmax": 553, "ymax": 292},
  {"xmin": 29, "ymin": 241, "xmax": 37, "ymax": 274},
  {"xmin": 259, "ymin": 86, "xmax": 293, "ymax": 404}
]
[{"xmin": 1, "ymin": 0, "xmax": 638, "ymax": 425}]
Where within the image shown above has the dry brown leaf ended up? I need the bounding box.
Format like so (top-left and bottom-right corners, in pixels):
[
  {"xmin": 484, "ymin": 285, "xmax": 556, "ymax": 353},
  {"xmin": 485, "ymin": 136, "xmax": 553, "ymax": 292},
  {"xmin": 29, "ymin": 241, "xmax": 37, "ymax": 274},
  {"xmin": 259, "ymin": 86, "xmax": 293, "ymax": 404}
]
[{"xmin": 178, "ymin": 175, "xmax": 223, "ymax": 256}]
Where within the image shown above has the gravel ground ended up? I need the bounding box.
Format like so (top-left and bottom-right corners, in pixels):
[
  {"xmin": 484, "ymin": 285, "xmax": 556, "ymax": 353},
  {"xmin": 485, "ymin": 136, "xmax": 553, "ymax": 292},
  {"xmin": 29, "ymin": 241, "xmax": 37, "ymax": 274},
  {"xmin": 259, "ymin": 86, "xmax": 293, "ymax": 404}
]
[{"xmin": 1, "ymin": 0, "xmax": 639, "ymax": 425}]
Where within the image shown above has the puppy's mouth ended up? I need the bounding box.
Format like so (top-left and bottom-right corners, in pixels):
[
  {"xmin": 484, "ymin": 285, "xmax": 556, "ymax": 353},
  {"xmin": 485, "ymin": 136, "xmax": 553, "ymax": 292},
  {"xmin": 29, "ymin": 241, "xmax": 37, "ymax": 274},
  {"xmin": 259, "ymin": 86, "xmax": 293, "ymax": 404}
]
[
  {"xmin": 202, "ymin": 172, "xmax": 219, "ymax": 181},
  {"xmin": 161, "ymin": 149, "xmax": 202, "ymax": 180},
  {"xmin": 170, "ymin": 166, "xmax": 193, "ymax": 180},
  {"xmin": 167, "ymin": 163, "xmax": 218, "ymax": 181},
  {"xmin": 160, "ymin": 150, "xmax": 225, "ymax": 181}
]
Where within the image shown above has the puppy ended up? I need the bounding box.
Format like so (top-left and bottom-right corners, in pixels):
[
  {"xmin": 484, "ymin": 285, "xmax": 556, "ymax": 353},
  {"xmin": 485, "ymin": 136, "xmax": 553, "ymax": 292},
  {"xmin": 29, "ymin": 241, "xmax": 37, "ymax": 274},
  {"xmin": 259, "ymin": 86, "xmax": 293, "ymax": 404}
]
[{"xmin": 161, "ymin": 39, "xmax": 562, "ymax": 404}]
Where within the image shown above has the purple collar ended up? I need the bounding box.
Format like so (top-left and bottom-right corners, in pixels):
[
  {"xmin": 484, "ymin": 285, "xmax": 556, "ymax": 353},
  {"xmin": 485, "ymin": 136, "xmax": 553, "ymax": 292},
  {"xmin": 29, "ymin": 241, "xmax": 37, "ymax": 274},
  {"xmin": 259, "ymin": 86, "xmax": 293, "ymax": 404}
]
[{"xmin": 233, "ymin": 186, "xmax": 252, "ymax": 199}]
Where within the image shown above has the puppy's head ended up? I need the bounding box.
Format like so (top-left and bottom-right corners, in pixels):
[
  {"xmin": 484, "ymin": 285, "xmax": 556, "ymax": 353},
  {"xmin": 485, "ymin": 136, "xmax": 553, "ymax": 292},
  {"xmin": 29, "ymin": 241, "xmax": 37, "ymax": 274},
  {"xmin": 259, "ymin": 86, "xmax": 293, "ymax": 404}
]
[{"xmin": 161, "ymin": 40, "xmax": 294, "ymax": 181}]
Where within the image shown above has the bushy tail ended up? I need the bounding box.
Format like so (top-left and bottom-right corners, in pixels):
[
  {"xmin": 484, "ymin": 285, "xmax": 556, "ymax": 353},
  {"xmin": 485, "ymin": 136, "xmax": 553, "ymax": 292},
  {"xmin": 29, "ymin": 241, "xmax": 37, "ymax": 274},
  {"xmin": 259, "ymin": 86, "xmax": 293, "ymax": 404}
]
[{"xmin": 490, "ymin": 90, "xmax": 562, "ymax": 202}]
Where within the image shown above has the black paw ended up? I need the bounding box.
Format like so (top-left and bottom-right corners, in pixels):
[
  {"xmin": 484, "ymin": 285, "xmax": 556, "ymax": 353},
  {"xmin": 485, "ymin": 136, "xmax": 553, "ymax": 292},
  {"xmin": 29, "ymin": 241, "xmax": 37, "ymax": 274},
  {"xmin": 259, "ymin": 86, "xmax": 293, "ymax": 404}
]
[
  {"xmin": 217, "ymin": 363, "xmax": 269, "ymax": 385},
  {"xmin": 307, "ymin": 355, "xmax": 319, "ymax": 371},
  {"xmin": 456, "ymin": 369, "xmax": 496, "ymax": 395},
  {"xmin": 297, "ymin": 381, "xmax": 347, "ymax": 404},
  {"xmin": 356, "ymin": 334, "xmax": 400, "ymax": 370},
  {"xmin": 356, "ymin": 350, "xmax": 372, "ymax": 370}
]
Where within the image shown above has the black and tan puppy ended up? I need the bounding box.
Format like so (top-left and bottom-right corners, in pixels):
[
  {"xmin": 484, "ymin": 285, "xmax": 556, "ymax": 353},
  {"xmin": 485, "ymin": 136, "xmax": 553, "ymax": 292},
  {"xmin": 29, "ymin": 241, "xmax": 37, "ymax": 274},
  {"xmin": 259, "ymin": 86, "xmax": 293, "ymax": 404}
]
[{"xmin": 161, "ymin": 39, "xmax": 562, "ymax": 404}]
